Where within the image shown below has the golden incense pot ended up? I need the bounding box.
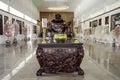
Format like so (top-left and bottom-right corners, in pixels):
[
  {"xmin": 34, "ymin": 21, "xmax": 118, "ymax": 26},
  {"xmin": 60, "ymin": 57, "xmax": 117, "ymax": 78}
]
[{"xmin": 54, "ymin": 34, "xmax": 67, "ymax": 43}]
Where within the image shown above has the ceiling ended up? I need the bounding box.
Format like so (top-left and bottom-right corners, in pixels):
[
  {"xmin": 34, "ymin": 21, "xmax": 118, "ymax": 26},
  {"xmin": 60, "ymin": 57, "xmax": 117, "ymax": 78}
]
[
  {"xmin": 32, "ymin": 0, "xmax": 82, "ymax": 12},
  {"xmin": 75, "ymin": 0, "xmax": 118, "ymax": 16},
  {"xmin": 33, "ymin": 0, "xmax": 118, "ymax": 13}
]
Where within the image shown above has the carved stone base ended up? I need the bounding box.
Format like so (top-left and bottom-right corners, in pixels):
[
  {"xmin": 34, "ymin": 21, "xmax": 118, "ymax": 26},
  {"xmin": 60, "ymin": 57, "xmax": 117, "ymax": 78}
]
[
  {"xmin": 36, "ymin": 43, "xmax": 84, "ymax": 76},
  {"xmin": 36, "ymin": 69, "xmax": 43, "ymax": 76},
  {"xmin": 36, "ymin": 67, "xmax": 84, "ymax": 76}
]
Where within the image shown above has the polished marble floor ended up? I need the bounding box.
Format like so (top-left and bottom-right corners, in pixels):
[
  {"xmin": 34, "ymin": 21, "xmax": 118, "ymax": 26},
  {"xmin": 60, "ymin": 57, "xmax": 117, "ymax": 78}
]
[{"xmin": 0, "ymin": 39, "xmax": 120, "ymax": 80}]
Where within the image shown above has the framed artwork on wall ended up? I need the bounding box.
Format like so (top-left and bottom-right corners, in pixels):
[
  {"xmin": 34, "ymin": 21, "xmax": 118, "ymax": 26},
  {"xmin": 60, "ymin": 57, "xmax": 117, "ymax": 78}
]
[
  {"xmin": 89, "ymin": 22, "xmax": 92, "ymax": 27},
  {"xmin": 99, "ymin": 19, "xmax": 102, "ymax": 26},
  {"xmin": 105, "ymin": 16, "xmax": 109, "ymax": 25},
  {"xmin": 16, "ymin": 20, "xmax": 22, "ymax": 34},
  {"xmin": 33, "ymin": 25, "xmax": 37, "ymax": 34},
  {"xmin": 92, "ymin": 20, "xmax": 98, "ymax": 28},
  {"xmin": 0, "ymin": 14, "xmax": 3, "ymax": 35},
  {"xmin": 4, "ymin": 15, "xmax": 8, "ymax": 24},
  {"xmin": 111, "ymin": 12, "xmax": 120, "ymax": 31},
  {"xmin": 12, "ymin": 18, "xmax": 15, "ymax": 24}
]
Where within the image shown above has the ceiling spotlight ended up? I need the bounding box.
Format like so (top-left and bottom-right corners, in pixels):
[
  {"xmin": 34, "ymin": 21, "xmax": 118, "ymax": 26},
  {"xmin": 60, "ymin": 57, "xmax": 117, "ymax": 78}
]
[{"xmin": 48, "ymin": 6, "xmax": 69, "ymax": 11}]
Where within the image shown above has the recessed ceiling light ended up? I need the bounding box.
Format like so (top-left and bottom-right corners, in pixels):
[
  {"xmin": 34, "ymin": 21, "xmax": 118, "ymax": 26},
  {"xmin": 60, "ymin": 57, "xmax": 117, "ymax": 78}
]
[{"xmin": 48, "ymin": 6, "xmax": 69, "ymax": 11}]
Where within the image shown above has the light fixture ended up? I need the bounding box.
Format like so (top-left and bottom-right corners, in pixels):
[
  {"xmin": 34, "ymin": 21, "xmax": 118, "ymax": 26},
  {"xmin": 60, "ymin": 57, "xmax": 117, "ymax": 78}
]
[{"xmin": 48, "ymin": 6, "xmax": 69, "ymax": 11}]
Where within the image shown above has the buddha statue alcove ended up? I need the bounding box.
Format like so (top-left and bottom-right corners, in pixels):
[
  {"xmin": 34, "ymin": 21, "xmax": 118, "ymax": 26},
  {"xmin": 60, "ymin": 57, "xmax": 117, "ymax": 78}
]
[{"xmin": 47, "ymin": 14, "xmax": 73, "ymax": 38}]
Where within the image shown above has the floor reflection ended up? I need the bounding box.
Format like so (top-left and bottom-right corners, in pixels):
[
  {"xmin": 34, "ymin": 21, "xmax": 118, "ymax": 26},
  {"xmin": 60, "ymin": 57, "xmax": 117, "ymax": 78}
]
[
  {"xmin": 84, "ymin": 42, "xmax": 120, "ymax": 78},
  {"xmin": 0, "ymin": 39, "xmax": 120, "ymax": 80},
  {"xmin": 0, "ymin": 40, "xmax": 38, "ymax": 80}
]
